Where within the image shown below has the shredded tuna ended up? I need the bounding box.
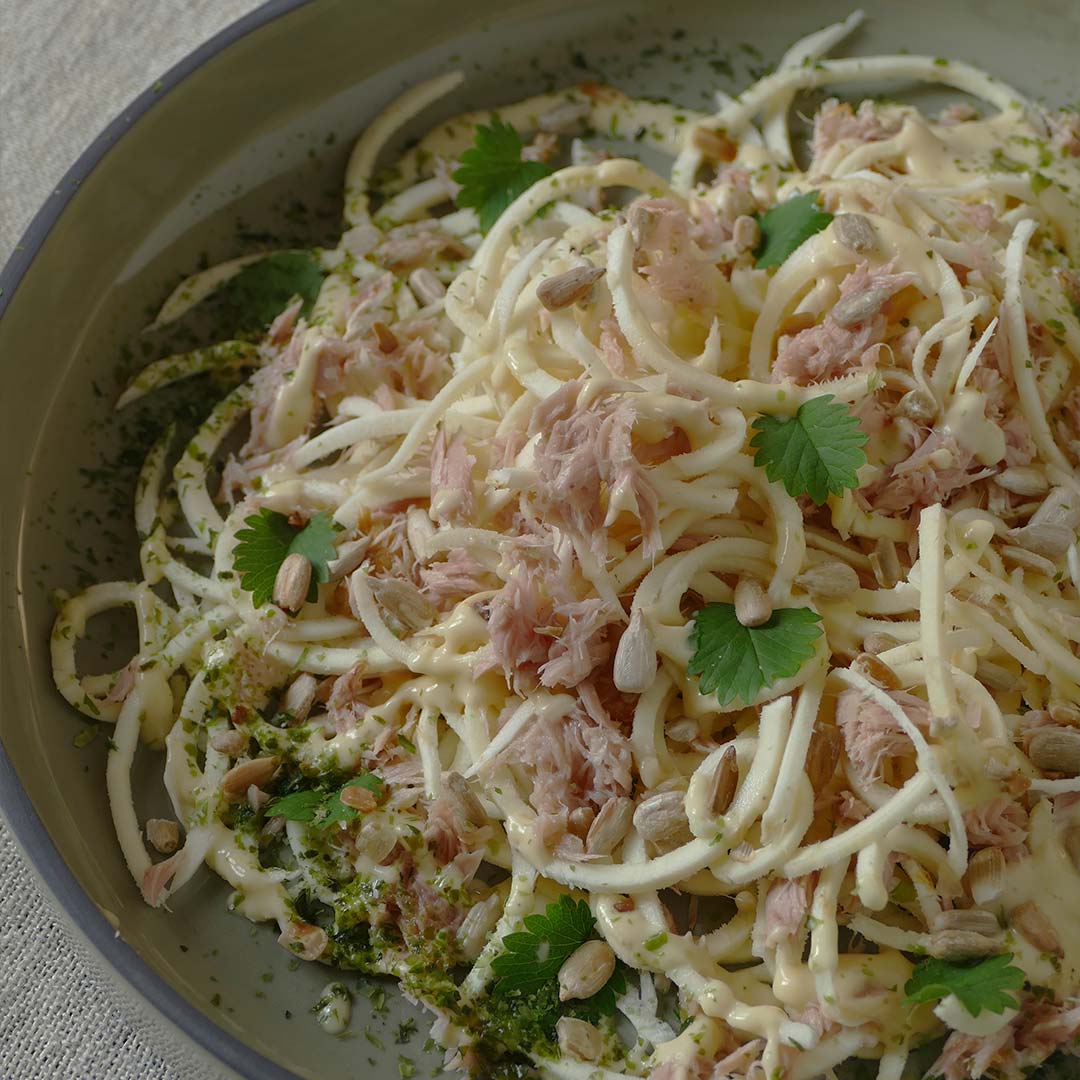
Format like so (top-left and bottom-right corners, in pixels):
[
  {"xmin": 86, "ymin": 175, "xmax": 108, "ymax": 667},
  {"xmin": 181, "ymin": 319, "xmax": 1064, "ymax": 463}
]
[
  {"xmin": 140, "ymin": 854, "xmax": 180, "ymax": 908},
  {"xmin": 268, "ymin": 297, "xmax": 303, "ymax": 344},
  {"xmin": 762, "ymin": 876, "xmax": 814, "ymax": 948},
  {"xmin": 539, "ymin": 597, "xmax": 622, "ymax": 689},
  {"xmin": 836, "ymin": 688, "xmax": 930, "ymax": 785},
  {"xmin": 1047, "ymin": 109, "xmax": 1080, "ymax": 157},
  {"xmin": 326, "ymin": 664, "xmax": 374, "ymax": 732},
  {"xmin": 418, "ymin": 550, "xmax": 490, "ymax": 607},
  {"xmin": 632, "ymin": 198, "xmax": 720, "ymax": 308},
  {"xmin": 931, "ymin": 1027, "xmax": 1020, "ymax": 1080},
  {"xmin": 429, "ymin": 429, "xmax": 475, "ymax": 523},
  {"xmin": 812, "ymin": 98, "xmax": 903, "ymax": 159},
  {"xmin": 375, "ymin": 221, "xmax": 468, "ymax": 271},
  {"xmin": 773, "ymin": 260, "xmax": 916, "ymax": 384},
  {"xmin": 963, "ymin": 795, "xmax": 1029, "ymax": 853},
  {"xmin": 597, "ymin": 316, "xmax": 635, "ymax": 377},
  {"xmin": 1015, "ymin": 1000, "xmax": 1080, "ymax": 1063}
]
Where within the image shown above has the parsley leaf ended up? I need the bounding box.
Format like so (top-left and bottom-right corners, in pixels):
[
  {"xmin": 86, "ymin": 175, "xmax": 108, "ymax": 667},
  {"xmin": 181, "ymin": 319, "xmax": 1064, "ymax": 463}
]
[
  {"xmin": 452, "ymin": 118, "xmax": 553, "ymax": 234},
  {"xmin": 754, "ymin": 191, "xmax": 833, "ymax": 269},
  {"xmin": 232, "ymin": 509, "xmax": 342, "ymax": 607},
  {"xmin": 219, "ymin": 251, "xmax": 326, "ymax": 329},
  {"xmin": 491, "ymin": 895, "xmax": 625, "ymax": 1015},
  {"xmin": 904, "ymin": 954, "xmax": 1024, "ymax": 1017},
  {"xmin": 688, "ymin": 603, "xmax": 823, "ymax": 707},
  {"xmin": 267, "ymin": 773, "xmax": 384, "ymax": 830},
  {"xmin": 750, "ymin": 395, "xmax": 868, "ymax": 505}
]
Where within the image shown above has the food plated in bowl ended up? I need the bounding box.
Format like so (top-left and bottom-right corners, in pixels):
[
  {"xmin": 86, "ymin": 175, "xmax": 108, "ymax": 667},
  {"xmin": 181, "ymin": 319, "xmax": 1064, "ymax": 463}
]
[{"xmin": 7, "ymin": 1, "xmax": 1080, "ymax": 1078}]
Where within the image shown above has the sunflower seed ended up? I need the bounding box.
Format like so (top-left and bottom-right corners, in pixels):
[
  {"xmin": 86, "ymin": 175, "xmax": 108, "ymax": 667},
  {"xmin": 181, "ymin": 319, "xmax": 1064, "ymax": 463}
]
[
  {"xmin": 556, "ymin": 1017, "xmax": 603, "ymax": 1062},
  {"xmin": 537, "ymin": 265, "xmax": 604, "ymax": 311},
  {"xmin": 558, "ymin": 940, "xmax": 616, "ymax": 1002},
  {"xmin": 995, "ymin": 466, "xmax": 1049, "ymax": 497},
  {"xmin": 1028, "ymin": 728, "xmax": 1080, "ymax": 775},
  {"xmin": 896, "ymin": 388, "xmax": 938, "ymax": 425},
  {"xmin": 1032, "ymin": 487, "xmax": 1080, "ymax": 530},
  {"xmin": 833, "ymin": 213, "xmax": 878, "ymax": 254},
  {"xmin": 1049, "ymin": 699, "xmax": 1080, "ymax": 727},
  {"xmin": 928, "ymin": 928, "xmax": 1003, "ymax": 960},
  {"xmin": 805, "ymin": 725, "xmax": 842, "ymax": 791},
  {"xmin": 975, "ymin": 658, "xmax": 1017, "ymax": 692},
  {"xmin": 586, "ymin": 796, "xmax": 633, "ymax": 855},
  {"xmin": 633, "ymin": 790, "xmax": 692, "ymax": 850},
  {"xmin": 456, "ymin": 893, "xmax": 503, "ymax": 961},
  {"xmin": 613, "ymin": 608, "xmax": 657, "ymax": 694},
  {"xmin": 708, "ymin": 746, "xmax": 739, "ymax": 814},
  {"xmin": 340, "ymin": 785, "xmax": 377, "ymax": 812},
  {"xmin": 729, "ymin": 840, "xmax": 755, "ymax": 863},
  {"xmin": 965, "ymin": 848, "xmax": 1005, "ymax": 905},
  {"xmin": 146, "ymin": 818, "xmax": 180, "ymax": 854},
  {"xmin": 796, "ymin": 559, "xmax": 860, "ymax": 599},
  {"xmin": 862, "ymin": 631, "xmax": 900, "ymax": 655},
  {"xmin": 283, "ymin": 673, "xmax": 318, "ymax": 724},
  {"xmin": 1006, "ymin": 522, "xmax": 1073, "ymax": 559},
  {"xmin": 870, "ymin": 537, "xmax": 901, "ymax": 588},
  {"xmin": 223, "ymin": 756, "xmax": 280, "ymax": 801},
  {"xmin": 372, "ymin": 321, "xmax": 399, "ymax": 353},
  {"xmin": 831, "ymin": 287, "xmax": 891, "ymax": 329},
  {"xmin": 273, "ymin": 553, "xmax": 312, "ymax": 614},
  {"xmin": 734, "ymin": 577, "xmax": 772, "ymax": 627},
  {"xmin": 1011, "ymin": 901, "xmax": 1063, "ymax": 956},
  {"xmin": 851, "ymin": 652, "xmax": 902, "ymax": 691},
  {"xmin": 732, "ymin": 215, "xmax": 760, "ymax": 252},
  {"xmin": 568, "ymin": 807, "xmax": 595, "ymax": 838},
  {"xmin": 445, "ymin": 772, "xmax": 488, "ymax": 827},
  {"xmin": 932, "ymin": 908, "xmax": 1000, "ymax": 936}
]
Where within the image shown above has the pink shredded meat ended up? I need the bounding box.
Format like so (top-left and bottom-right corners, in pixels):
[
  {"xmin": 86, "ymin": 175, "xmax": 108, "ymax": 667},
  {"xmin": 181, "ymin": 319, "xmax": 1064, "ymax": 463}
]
[
  {"xmin": 963, "ymin": 795, "xmax": 1028, "ymax": 853},
  {"xmin": 836, "ymin": 688, "xmax": 930, "ymax": 785},
  {"xmin": 812, "ymin": 98, "xmax": 903, "ymax": 159},
  {"xmin": 632, "ymin": 198, "xmax": 719, "ymax": 308},
  {"xmin": 140, "ymin": 854, "xmax": 180, "ymax": 908},
  {"xmin": 418, "ymin": 549, "xmax": 490, "ymax": 607},
  {"xmin": 772, "ymin": 260, "xmax": 916, "ymax": 384},
  {"xmin": 762, "ymin": 876, "xmax": 814, "ymax": 948},
  {"xmin": 429, "ymin": 429, "xmax": 475, "ymax": 523}
]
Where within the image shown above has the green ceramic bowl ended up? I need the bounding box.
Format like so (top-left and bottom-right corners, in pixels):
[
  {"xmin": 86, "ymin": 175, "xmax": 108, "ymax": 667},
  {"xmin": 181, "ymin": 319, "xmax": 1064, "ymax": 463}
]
[{"xmin": 3, "ymin": 1, "xmax": 1079, "ymax": 1076}]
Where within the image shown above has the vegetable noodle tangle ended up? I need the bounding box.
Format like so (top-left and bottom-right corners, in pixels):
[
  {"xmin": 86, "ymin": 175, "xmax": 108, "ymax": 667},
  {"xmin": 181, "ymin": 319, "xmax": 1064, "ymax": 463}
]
[{"xmin": 51, "ymin": 11, "xmax": 1080, "ymax": 1079}]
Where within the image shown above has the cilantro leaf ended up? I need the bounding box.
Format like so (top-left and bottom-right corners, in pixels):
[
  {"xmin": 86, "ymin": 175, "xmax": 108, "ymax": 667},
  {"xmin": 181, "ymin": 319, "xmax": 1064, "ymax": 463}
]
[
  {"xmin": 232, "ymin": 509, "xmax": 342, "ymax": 607},
  {"xmin": 754, "ymin": 191, "xmax": 833, "ymax": 269},
  {"xmin": 750, "ymin": 394, "xmax": 868, "ymax": 505},
  {"xmin": 267, "ymin": 773, "xmax": 384, "ymax": 829},
  {"xmin": 219, "ymin": 251, "xmax": 326, "ymax": 329},
  {"xmin": 452, "ymin": 118, "xmax": 553, "ymax": 234},
  {"xmin": 491, "ymin": 895, "xmax": 625, "ymax": 1015},
  {"xmin": 688, "ymin": 603, "xmax": 823, "ymax": 707},
  {"xmin": 904, "ymin": 954, "xmax": 1024, "ymax": 1017}
]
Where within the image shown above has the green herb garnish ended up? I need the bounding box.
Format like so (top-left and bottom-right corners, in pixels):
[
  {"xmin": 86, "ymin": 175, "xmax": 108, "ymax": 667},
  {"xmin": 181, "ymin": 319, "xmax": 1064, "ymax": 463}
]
[
  {"xmin": 688, "ymin": 603, "xmax": 823, "ymax": 707},
  {"xmin": 220, "ymin": 251, "xmax": 326, "ymax": 328},
  {"xmin": 750, "ymin": 394, "xmax": 868, "ymax": 505},
  {"xmin": 904, "ymin": 954, "xmax": 1024, "ymax": 1017},
  {"xmin": 266, "ymin": 773, "xmax": 384, "ymax": 829},
  {"xmin": 452, "ymin": 118, "xmax": 553, "ymax": 233},
  {"xmin": 754, "ymin": 190, "xmax": 833, "ymax": 269},
  {"xmin": 232, "ymin": 509, "xmax": 341, "ymax": 607}
]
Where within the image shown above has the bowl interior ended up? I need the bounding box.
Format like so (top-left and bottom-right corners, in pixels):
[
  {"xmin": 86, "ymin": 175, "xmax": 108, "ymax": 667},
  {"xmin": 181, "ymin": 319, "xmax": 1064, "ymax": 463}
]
[{"xmin": 3, "ymin": 0, "xmax": 1080, "ymax": 1076}]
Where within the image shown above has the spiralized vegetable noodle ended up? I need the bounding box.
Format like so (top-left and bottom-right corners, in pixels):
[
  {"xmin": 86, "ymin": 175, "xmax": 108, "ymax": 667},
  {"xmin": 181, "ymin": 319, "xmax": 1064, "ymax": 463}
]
[{"xmin": 51, "ymin": 11, "xmax": 1080, "ymax": 1079}]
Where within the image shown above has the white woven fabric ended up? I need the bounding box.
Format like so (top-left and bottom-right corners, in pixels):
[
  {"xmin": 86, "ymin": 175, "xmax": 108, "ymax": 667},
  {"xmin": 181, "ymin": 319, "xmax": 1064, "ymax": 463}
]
[{"xmin": 1, "ymin": 3, "xmax": 261, "ymax": 1076}]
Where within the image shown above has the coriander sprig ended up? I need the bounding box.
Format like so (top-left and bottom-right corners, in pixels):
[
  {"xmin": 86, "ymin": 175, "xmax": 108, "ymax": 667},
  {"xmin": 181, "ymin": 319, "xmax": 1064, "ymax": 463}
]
[
  {"xmin": 904, "ymin": 954, "xmax": 1024, "ymax": 1017},
  {"xmin": 754, "ymin": 190, "xmax": 833, "ymax": 269}
]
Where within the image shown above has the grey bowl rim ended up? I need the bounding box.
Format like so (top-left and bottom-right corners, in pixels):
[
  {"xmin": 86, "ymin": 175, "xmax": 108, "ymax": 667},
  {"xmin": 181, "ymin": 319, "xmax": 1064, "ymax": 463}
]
[{"xmin": 0, "ymin": 2, "xmax": 312, "ymax": 1077}]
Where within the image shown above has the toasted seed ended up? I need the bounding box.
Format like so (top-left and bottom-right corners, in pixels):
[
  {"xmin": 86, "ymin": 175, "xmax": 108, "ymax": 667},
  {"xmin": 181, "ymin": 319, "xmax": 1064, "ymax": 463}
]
[
  {"xmin": 456, "ymin": 893, "xmax": 503, "ymax": 961},
  {"xmin": 586, "ymin": 796, "xmax": 633, "ymax": 855},
  {"xmin": 851, "ymin": 652, "xmax": 902, "ymax": 691},
  {"xmin": 732, "ymin": 215, "xmax": 760, "ymax": 252},
  {"xmin": 1049, "ymin": 699, "xmax": 1080, "ymax": 726},
  {"xmin": 691, "ymin": 126, "xmax": 736, "ymax": 162},
  {"xmin": 1032, "ymin": 487, "xmax": 1080, "ymax": 530},
  {"xmin": 870, "ymin": 537, "xmax": 901, "ymax": 589},
  {"xmin": 537, "ymin": 265, "xmax": 604, "ymax": 311},
  {"xmin": 831, "ymin": 287, "xmax": 891, "ymax": 329},
  {"xmin": 1028, "ymin": 728, "xmax": 1080, "ymax": 775},
  {"xmin": 273, "ymin": 552, "xmax": 313, "ymax": 613},
  {"xmin": 568, "ymin": 806, "xmax": 595, "ymax": 839},
  {"xmin": 863, "ymin": 631, "xmax": 900, "ymax": 655},
  {"xmin": 995, "ymin": 466, "xmax": 1049, "ymax": 497},
  {"xmin": 613, "ymin": 608, "xmax": 657, "ymax": 694},
  {"xmin": 928, "ymin": 928, "xmax": 1004, "ymax": 960},
  {"xmin": 896, "ymin": 388, "xmax": 938, "ymax": 425},
  {"xmin": 210, "ymin": 729, "xmax": 248, "ymax": 757},
  {"xmin": 372, "ymin": 321, "xmax": 398, "ymax": 353},
  {"xmin": 445, "ymin": 772, "xmax": 488, "ymax": 827},
  {"xmin": 805, "ymin": 725, "xmax": 843, "ymax": 791},
  {"xmin": 1006, "ymin": 522, "xmax": 1073, "ymax": 559},
  {"xmin": 966, "ymin": 848, "xmax": 1006, "ymax": 905},
  {"xmin": 633, "ymin": 790, "xmax": 693, "ymax": 850},
  {"xmin": 556, "ymin": 1016, "xmax": 604, "ymax": 1061},
  {"xmin": 708, "ymin": 746, "xmax": 739, "ymax": 815},
  {"xmin": 614, "ymin": 896, "xmax": 636, "ymax": 912},
  {"xmin": 408, "ymin": 267, "xmax": 446, "ymax": 306},
  {"xmin": 283, "ymin": 673, "xmax": 318, "ymax": 724},
  {"xmin": 146, "ymin": 818, "xmax": 180, "ymax": 854},
  {"xmin": 340, "ymin": 784, "xmax": 378, "ymax": 812},
  {"xmin": 734, "ymin": 577, "xmax": 772, "ymax": 628},
  {"xmin": 223, "ymin": 756, "xmax": 280, "ymax": 801},
  {"xmin": 1011, "ymin": 900, "xmax": 1063, "ymax": 956},
  {"xmin": 666, "ymin": 717, "xmax": 700, "ymax": 743},
  {"xmin": 558, "ymin": 940, "xmax": 617, "ymax": 1002},
  {"xmin": 833, "ymin": 213, "xmax": 878, "ymax": 254},
  {"xmin": 796, "ymin": 559, "xmax": 860, "ymax": 599},
  {"xmin": 932, "ymin": 908, "xmax": 1000, "ymax": 936},
  {"xmin": 1000, "ymin": 544, "xmax": 1057, "ymax": 576},
  {"xmin": 368, "ymin": 576, "xmax": 436, "ymax": 633},
  {"xmin": 976, "ymin": 658, "xmax": 1017, "ymax": 692}
]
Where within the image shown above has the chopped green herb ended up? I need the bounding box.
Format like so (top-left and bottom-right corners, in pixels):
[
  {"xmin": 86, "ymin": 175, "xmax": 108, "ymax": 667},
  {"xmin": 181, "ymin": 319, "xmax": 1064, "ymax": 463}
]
[
  {"xmin": 452, "ymin": 118, "xmax": 553, "ymax": 233},
  {"xmin": 689, "ymin": 603, "xmax": 823, "ymax": 707},
  {"xmin": 218, "ymin": 251, "xmax": 326, "ymax": 328},
  {"xmin": 266, "ymin": 773, "xmax": 384, "ymax": 829},
  {"xmin": 904, "ymin": 953, "xmax": 1024, "ymax": 1017},
  {"xmin": 754, "ymin": 191, "xmax": 833, "ymax": 269},
  {"xmin": 232, "ymin": 509, "xmax": 342, "ymax": 607},
  {"xmin": 750, "ymin": 395, "xmax": 868, "ymax": 505},
  {"xmin": 644, "ymin": 932, "xmax": 668, "ymax": 951}
]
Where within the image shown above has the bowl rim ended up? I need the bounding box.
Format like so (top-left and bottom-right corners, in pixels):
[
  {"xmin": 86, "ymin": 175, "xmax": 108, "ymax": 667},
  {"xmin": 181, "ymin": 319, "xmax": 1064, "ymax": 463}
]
[{"xmin": 0, "ymin": 2, "xmax": 313, "ymax": 1076}]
